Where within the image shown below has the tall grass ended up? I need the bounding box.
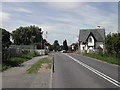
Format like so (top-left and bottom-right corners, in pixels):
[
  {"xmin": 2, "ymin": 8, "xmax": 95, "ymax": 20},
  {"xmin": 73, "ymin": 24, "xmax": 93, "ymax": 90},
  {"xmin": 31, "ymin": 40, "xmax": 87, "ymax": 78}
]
[
  {"xmin": 84, "ymin": 53, "xmax": 119, "ymax": 65},
  {"xmin": 2, "ymin": 51, "xmax": 41, "ymax": 71}
]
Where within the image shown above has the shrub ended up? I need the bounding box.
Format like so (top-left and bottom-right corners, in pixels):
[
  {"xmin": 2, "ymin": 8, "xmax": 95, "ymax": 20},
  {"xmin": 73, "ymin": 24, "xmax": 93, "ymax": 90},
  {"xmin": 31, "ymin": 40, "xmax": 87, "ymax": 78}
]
[
  {"xmin": 21, "ymin": 54, "xmax": 33, "ymax": 59},
  {"xmin": 21, "ymin": 50, "xmax": 30, "ymax": 54},
  {"xmin": 7, "ymin": 57, "xmax": 27, "ymax": 66},
  {"xmin": 20, "ymin": 51, "xmax": 40, "ymax": 59},
  {"xmin": 31, "ymin": 51, "xmax": 40, "ymax": 57},
  {"xmin": 45, "ymin": 50, "xmax": 49, "ymax": 55},
  {"xmin": 1, "ymin": 64, "xmax": 10, "ymax": 71},
  {"xmin": 0, "ymin": 64, "xmax": 2, "ymax": 71},
  {"xmin": 2, "ymin": 51, "xmax": 41, "ymax": 71}
]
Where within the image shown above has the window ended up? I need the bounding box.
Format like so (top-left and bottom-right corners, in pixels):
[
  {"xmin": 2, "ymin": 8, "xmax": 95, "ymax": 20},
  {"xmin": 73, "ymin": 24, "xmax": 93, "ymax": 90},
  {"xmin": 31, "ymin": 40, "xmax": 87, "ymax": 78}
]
[
  {"xmin": 89, "ymin": 37, "xmax": 92, "ymax": 42},
  {"xmin": 82, "ymin": 41, "xmax": 87, "ymax": 45},
  {"xmin": 83, "ymin": 47, "xmax": 84, "ymax": 50}
]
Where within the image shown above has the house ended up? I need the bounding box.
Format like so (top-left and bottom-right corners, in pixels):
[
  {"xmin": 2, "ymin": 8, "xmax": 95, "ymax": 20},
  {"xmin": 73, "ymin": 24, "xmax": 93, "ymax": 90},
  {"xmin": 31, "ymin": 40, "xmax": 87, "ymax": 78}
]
[{"xmin": 78, "ymin": 28, "xmax": 105, "ymax": 53}]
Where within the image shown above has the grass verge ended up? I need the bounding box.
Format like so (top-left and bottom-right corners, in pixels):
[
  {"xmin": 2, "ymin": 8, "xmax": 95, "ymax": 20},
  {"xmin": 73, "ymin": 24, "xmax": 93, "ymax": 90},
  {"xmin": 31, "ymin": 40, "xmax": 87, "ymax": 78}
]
[
  {"xmin": 27, "ymin": 57, "xmax": 52, "ymax": 73},
  {"xmin": 83, "ymin": 53, "xmax": 119, "ymax": 65},
  {"xmin": 7, "ymin": 57, "xmax": 28, "ymax": 66},
  {"xmin": 2, "ymin": 51, "xmax": 41, "ymax": 71},
  {"xmin": 1, "ymin": 64, "xmax": 11, "ymax": 71}
]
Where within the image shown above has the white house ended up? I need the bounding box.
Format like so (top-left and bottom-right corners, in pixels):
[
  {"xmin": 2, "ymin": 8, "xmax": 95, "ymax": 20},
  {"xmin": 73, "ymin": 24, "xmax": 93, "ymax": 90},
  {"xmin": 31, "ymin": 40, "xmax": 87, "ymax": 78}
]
[{"xmin": 78, "ymin": 29, "xmax": 105, "ymax": 53}]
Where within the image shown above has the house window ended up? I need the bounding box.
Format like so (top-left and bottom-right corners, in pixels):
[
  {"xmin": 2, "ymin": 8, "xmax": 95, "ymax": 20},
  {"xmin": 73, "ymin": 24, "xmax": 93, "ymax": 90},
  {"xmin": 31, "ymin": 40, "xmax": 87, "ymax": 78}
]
[
  {"xmin": 82, "ymin": 41, "xmax": 87, "ymax": 45},
  {"xmin": 89, "ymin": 37, "xmax": 92, "ymax": 42},
  {"xmin": 83, "ymin": 47, "xmax": 84, "ymax": 50}
]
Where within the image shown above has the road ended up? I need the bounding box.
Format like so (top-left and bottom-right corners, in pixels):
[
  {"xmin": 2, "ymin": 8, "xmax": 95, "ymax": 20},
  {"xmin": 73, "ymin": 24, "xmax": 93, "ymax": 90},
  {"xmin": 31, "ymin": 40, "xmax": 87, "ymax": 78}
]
[{"xmin": 52, "ymin": 53, "xmax": 119, "ymax": 88}]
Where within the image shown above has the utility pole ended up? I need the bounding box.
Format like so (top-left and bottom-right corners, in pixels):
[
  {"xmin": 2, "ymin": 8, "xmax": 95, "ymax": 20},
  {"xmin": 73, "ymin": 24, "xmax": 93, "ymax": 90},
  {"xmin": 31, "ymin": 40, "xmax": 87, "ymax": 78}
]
[
  {"xmin": 44, "ymin": 31, "xmax": 48, "ymax": 50},
  {"xmin": 45, "ymin": 31, "xmax": 48, "ymax": 39},
  {"xmin": 41, "ymin": 31, "xmax": 43, "ymax": 50},
  {"xmin": 41, "ymin": 37, "xmax": 42, "ymax": 49}
]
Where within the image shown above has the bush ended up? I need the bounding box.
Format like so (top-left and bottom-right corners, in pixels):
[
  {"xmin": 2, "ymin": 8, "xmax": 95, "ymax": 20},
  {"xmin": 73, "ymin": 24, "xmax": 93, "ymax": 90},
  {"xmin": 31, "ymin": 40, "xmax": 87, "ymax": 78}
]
[
  {"xmin": 0, "ymin": 64, "xmax": 2, "ymax": 71},
  {"xmin": 2, "ymin": 51, "xmax": 41, "ymax": 71},
  {"xmin": 45, "ymin": 50, "xmax": 49, "ymax": 55},
  {"xmin": 21, "ymin": 50, "xmax": 30, "ymax": 54},
  {"xmin": 21, "ymin": 54, "xmax": 33, "ymax": 59},
  {"xmin": 20, "ymin": 51, "xmax": 40, "ymax": 59},
  {"xmin": 30, "ymin": 51, "xmax": 40, "ymax": 57},
  {"xmin": 7, "ymin": 57, "xmax": 27, "ymax": 66},
  {"xmin": 1, "ymin": 64, "xmax": 10, "ymax": 71}
]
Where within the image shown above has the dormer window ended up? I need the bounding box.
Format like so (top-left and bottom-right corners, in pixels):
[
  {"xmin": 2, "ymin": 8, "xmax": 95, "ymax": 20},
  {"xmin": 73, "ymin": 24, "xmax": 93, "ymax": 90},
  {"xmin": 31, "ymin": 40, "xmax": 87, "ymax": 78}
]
[{"xmin": 89, "ymin": 37, "xmax": 92, "ymax": 42}]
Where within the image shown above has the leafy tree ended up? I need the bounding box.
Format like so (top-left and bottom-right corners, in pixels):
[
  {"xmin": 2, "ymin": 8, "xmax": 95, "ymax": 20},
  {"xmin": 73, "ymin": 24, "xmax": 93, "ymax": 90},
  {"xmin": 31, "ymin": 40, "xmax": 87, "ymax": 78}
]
[
  {"xmin": 105, "ymin": 33, "xmax": 113, "ymax": 54},
  {"xmin": 1, "ymin": 28, "xmax": 11, "ymax": 48},
  {"xmin": 53, "ymin": 40, "xmax": 60, "ymax": 52},
  {"xmin": 105, "ymin": 33, "xmax": 120, "ymax": 57},
  {"xmin": 12, "ymin": 25, "xmax": 43, "ymax": 45},
  {"xmin": 49, "ymin": 45, "xmax": 54, "ymax": 51},
  {"xmin": 63, "ymin": 40, "xmax": 68, "ymax": 52},
  {"xmin": 59, "ymin": 45, "xmax": 63, "ymax": 51},
  {"xmin": 1, "ymin": 28, "xmax": 11, "ymax": 61},
  {"xmin": 112, "ymin": 33, "xmax": 120, "ymax": 56}
]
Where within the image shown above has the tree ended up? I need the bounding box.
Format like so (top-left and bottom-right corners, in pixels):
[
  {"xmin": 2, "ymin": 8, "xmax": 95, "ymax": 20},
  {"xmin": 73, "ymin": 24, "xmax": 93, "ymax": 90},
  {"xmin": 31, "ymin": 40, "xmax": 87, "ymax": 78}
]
[
  {"xmin": 1, "ymin": 28, "xmax": 11, "ymax": 48},
  {"xmin": 1, "ymin": 28, "xmax": 11, "ymax": 61},
  {"xmin": 49, "ymin": 45, "xmax": 54, "ymax": 51},
  {"xmin": 53, "ymin": 40, "xmax": 60, "ymax": 52},
  {"xmin": 63, "ymin": 40, "xmax": 68, "ymax": 52},
  {"xmin": 12, "ymin": 25, "xmax": 43, "ymax": 45},
  {"xmin": 112, "ymin": 33, "xmax": 120, "ymax": 56},
  {"xmin": 105, "ymin": 33, "xmax": 113, "ymax": 55},
  {"xmin": 105, "ymin": 33, "xmax": 120, "ymax": 57}
]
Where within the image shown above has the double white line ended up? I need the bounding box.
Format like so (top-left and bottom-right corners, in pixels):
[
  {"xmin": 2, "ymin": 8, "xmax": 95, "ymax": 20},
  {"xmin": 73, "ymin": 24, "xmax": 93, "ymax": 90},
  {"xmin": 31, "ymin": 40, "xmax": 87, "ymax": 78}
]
[{"xmin": 64, "ymin": 54, "xmax": 120, "ymax": 87}]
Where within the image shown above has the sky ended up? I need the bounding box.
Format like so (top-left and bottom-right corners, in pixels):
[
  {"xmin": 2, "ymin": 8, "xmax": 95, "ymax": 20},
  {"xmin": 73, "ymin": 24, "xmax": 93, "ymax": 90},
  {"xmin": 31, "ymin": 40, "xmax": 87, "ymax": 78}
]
[{"xmin": 0, "ymin": 1, "xmax": 118, "ymax": 45}]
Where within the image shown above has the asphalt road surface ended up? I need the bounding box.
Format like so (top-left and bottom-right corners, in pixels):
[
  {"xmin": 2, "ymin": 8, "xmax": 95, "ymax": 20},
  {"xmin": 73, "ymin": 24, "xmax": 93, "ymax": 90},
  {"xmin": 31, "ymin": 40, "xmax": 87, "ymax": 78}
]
[{"xmin": 52, "ymin": 53, "xmax": 119, "ymax": 88}]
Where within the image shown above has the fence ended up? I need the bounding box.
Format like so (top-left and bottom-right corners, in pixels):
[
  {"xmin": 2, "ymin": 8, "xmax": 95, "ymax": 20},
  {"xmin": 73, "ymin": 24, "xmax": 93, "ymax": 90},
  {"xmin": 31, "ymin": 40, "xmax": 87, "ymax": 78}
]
[
  {"xmin": 2, "ymin": 45, "xmax": 37, "ymax": 61},
  {"xmin": 36, "ymin": 49, "xmax": 45, "ymax": 55},
  {"xmin": 2, "ymin": 45, "xmax": 49, "ymax": 62}
]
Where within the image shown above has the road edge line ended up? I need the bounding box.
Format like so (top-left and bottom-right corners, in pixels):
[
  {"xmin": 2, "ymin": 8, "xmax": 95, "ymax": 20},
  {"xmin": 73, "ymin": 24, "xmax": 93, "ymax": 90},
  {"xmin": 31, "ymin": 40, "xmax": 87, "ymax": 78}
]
[
  {"xmin": 49, "ymin": 57, "xmax": 53, "ymax": 88},
  {"xmin": 64, "ymin": 53, "xmax": 120, "ymax": 87}
]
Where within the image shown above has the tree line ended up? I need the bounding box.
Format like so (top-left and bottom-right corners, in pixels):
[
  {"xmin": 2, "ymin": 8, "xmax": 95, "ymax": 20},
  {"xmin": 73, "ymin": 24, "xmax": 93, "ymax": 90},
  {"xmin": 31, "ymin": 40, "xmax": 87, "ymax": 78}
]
[
  {"xmin": 1, "ymin": 25, "xmax": 49, "ymax": 63},
  {"xmin": 1, "ymin": 25, "xmax": 49, "ymax": 49},
  {"xmin": 1, "ymin": 26, "xmax": 120, "ymax": 56},
  {"xmin": 1, "ymin": 25, "xmax": 69, "ymax": 53},
  {"xmin": 49, "ymin": 40, "xmax": 68, "ymax": 52}
]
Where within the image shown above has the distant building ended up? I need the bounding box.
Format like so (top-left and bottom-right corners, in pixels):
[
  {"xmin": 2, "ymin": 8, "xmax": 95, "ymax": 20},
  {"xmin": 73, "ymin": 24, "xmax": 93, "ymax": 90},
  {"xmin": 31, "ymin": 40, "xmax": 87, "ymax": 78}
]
[{"xmin": 78, "ymin": 28, "xmax": 105, "ymax": 53}]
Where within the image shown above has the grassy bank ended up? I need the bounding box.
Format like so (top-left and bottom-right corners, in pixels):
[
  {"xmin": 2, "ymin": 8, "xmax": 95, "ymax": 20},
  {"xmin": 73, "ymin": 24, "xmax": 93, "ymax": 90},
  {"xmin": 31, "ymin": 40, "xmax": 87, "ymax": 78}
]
[
  {"xmin": 83, "ymin": 53, "xmax": 119, "ymax": 65},
  {"xmin": 27, "ymin": 57, "xmax": 52, "ymax": 73},
  {"xmin": 2, "ymin": 51, "xmax": 41, "ymax": 71}
]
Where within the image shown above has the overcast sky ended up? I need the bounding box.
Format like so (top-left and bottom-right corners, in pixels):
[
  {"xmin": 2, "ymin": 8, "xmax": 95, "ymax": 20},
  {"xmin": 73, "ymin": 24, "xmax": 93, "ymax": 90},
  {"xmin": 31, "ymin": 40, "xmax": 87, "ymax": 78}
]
[{"xmin": 1, "ymin": 2, "xmax": 118, "ymax": 45}]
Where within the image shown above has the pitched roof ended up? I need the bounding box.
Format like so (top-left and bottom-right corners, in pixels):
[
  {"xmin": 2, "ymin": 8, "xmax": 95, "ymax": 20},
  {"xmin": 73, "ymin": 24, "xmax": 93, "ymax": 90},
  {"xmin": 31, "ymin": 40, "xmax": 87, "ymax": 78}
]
[{"xmin": 79, "ymin": 29, "xmax": 105, "ymax": 42}]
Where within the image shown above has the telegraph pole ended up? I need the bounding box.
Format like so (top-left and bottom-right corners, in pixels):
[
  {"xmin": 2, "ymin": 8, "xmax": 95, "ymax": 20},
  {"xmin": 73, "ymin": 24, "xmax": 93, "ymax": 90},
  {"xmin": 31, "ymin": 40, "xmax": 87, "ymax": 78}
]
[{"xmin": 45, "ymin": 31, "xmax": 48, "ymax": 39}]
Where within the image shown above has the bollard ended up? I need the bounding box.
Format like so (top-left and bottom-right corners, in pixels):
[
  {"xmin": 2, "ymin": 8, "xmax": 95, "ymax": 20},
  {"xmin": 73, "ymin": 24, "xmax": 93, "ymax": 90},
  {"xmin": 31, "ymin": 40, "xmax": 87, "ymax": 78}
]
[{"xmin": 52, "ymin": 56, "xmax": 54, "ymax": 73}]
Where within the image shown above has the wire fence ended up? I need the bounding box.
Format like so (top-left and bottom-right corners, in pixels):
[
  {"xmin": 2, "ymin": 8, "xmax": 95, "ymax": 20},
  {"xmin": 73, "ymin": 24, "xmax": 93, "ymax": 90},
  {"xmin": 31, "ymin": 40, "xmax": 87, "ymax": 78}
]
[
  {"xmin": 2, "ymin": 45, "xmax": 49, "ymax": 62},
  {"xmin": 2, "ymin": 45, "xmax": 37, "ymax": 61}
]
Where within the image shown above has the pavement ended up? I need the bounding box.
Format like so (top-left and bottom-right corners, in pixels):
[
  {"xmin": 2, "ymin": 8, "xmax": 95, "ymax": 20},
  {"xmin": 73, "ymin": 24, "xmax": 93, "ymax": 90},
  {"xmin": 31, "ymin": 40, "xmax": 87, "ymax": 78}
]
[
  {"xmin": 2, "ymin": 55, "xmax": 51, "ymax": 88},
  {"xmin": 52, "ymin": 52, "xmax": 119, "ymax": 88}
]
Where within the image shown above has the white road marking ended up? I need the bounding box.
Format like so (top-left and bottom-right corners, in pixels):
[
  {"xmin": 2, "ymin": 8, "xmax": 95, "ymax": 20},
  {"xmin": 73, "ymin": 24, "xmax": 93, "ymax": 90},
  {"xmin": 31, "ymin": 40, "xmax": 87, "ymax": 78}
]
[
  {"xmin": 49, "ymin": 62, "xmax": 53, "ymax": 88},
  {"xmin": 64, "ymin": 53, "xmax": 120, "ymax": 87}
]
